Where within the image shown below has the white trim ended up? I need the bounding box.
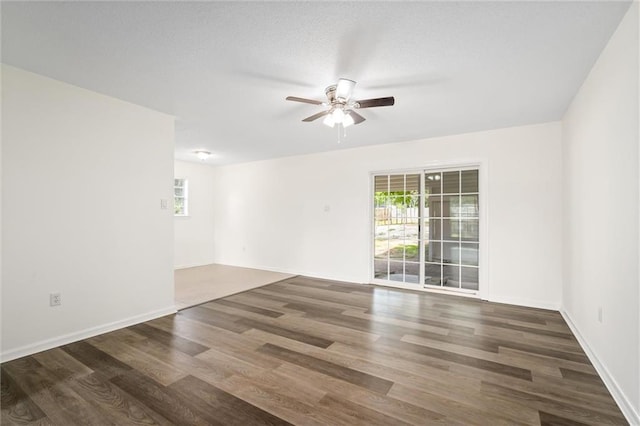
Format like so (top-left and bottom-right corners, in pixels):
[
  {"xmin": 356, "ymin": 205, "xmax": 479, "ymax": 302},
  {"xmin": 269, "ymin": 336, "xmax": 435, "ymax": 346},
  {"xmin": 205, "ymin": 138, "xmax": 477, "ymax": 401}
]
[
  {"xmin": 477, "ymin": 161, "xmax": 490, "ymax": 301},
  {"xmin": 174, "ymin": 261, "xmax": 216, "ymax": 270},
  {"xmin": 561, "ymin": 309, "xmax": 640, "ymax": 425},
  {"xmin": 216, "ymin": 261, "xmax": 366, "ymax": 286},
  {"xmin": 371, "ymin": 279, "xmax": 424, "ymax": 292},
  {"xmin": 368, "ymin": 171, "xmax": 375, "ymax": 283},
  {"xmin": 488, "ymin": 295, "xmax": 560, "ymax": 311},
  {"xmin": 372, "ymin": 279, "xmax": 482, "ymax": 300},
  {"xmin": 0, "ymin": 306, "xmax": 177, "ymax": 363},
  {"xmin": 423, "ymin": 283, "xmax": 478, "ymax": 296}
]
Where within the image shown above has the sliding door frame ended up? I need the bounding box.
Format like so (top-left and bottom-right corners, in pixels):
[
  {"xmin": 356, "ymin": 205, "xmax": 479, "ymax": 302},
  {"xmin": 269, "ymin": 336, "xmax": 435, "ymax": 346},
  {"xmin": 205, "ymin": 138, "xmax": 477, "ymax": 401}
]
[{"xmin": 369, "ymin": 160, "xmax": 489, "ymax": 300}]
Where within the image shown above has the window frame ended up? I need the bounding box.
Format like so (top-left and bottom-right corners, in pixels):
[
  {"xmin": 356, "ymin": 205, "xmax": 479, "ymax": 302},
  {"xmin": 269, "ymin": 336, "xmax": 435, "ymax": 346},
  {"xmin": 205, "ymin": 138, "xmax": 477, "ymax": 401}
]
[{"xmin": 174, "ymin": 178, "xmax": 189, "ymax": 217}]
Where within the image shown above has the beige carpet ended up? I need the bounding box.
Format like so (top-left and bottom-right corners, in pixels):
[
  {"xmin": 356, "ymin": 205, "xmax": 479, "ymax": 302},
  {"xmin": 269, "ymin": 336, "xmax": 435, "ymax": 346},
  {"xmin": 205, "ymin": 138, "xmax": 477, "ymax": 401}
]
[{"xmin": 174, "ymin": 264, "xmax": 295, "ymax": 310}]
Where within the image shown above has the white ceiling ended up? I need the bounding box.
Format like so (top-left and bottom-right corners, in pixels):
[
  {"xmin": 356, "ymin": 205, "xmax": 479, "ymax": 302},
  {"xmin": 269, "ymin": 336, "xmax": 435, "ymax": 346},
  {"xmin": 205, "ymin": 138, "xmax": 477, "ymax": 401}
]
[{"xmin": 1, "ymin": 1, "xmax": 631, "ymax": 165}]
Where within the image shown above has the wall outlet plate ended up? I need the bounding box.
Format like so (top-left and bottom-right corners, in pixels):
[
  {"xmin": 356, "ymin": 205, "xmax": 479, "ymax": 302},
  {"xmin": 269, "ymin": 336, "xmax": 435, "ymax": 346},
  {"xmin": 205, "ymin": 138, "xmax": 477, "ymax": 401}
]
[{"xmin": 50, "ymin": 293, "xmax": 61, "ymax": 307}]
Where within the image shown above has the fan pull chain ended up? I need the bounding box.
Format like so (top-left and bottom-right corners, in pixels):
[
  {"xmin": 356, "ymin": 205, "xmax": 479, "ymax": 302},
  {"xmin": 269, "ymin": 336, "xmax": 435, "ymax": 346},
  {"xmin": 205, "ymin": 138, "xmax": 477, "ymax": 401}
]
[{"xmin": 337, "ymin": 123, "xmax": 348, "ymax": 144}]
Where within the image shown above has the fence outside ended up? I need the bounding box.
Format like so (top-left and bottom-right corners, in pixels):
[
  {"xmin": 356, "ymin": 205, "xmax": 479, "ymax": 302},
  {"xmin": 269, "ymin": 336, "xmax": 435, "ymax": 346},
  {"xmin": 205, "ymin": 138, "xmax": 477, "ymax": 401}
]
[{"xmin": 374, "ymin": 206, "xmax": 420, "ymax": 225}]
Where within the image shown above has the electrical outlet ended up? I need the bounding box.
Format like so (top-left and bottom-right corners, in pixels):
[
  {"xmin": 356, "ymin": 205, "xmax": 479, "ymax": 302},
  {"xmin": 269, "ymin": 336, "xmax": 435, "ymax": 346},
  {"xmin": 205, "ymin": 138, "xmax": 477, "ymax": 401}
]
[{"xmin": 50, "ymin": 293, "xmax": 61, "ymax": 307}]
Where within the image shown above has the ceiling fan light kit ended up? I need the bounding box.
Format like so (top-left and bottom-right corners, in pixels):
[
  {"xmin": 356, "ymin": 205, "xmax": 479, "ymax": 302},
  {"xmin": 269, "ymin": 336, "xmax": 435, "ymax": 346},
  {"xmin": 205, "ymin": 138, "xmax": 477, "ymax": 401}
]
[
  {"xmin": 323, "ymin": 106, "xmax": 356, "ymax": 128},
  {"xmin": 286, "ymin": 78, "xmax": 395, "ymax": 132}
]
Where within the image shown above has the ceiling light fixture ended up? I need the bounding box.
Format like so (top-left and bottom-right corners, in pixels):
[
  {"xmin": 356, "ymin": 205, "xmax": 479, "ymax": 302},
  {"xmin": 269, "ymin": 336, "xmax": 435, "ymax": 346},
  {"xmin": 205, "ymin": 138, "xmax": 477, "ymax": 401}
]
[
  {"xmin": 342, "ymin": 113, "xmax": 355, "ymax": 128},
  {"xmin": 323, "ymin": 114, "xmax": 335, "ymax": 128},
  {"xmin": 332, "ymin": 108, "xmax": 345, "ymax": 123},
  {"xmin": 194, "ymin": 150, "xmax": 211, "ymax": 161},
  {"xmin": 322, "ymin": 108, "xmax": 354, "ymax": 129}
]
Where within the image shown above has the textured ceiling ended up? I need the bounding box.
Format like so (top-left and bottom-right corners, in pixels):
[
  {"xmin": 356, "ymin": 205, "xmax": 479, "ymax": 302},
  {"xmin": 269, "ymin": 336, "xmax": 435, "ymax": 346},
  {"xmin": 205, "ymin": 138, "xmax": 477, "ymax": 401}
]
[{"xmin": 1, "ymin": 1, "xmax": 632, "ymax": 165}]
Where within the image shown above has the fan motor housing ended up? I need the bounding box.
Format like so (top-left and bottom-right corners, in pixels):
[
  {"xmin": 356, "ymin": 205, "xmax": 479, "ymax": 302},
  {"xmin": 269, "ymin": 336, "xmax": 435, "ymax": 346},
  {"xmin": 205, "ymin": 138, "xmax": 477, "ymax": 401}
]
[{"xmin": 325, "ymin": 85, "xmax": 337, "ymax": 103}]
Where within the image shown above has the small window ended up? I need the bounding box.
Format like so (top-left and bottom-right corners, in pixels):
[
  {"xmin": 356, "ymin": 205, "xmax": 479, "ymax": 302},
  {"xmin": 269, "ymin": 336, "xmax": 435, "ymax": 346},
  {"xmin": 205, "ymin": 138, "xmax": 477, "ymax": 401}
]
[{"xmin": 174, "ymin": 178, "xmax": 188, "ymax": 216}]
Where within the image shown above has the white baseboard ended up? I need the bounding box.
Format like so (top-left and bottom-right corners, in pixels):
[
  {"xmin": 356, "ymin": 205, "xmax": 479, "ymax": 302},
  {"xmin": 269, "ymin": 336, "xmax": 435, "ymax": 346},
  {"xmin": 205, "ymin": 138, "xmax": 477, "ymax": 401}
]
[
  {"xmin": 174, "ymin": 262, "xmax": 215, "ymax": 270},
  {"xmin": 265, "ymin": 268, "xmax": 364, "ymax": 286},
  {"xmin": 561, "ymin": 309, "xmax": 639, "ymax": 425},
  {"xmin": 487, "ymin": 295, "xmax": 560, "ymax": 311},
  {"xmin": 217, "ymin": 261, "xmax": 366, "ymax": 286},
  {"xmin": 0, "ymin": 306, "xmax": 177, "ymax": 363}
]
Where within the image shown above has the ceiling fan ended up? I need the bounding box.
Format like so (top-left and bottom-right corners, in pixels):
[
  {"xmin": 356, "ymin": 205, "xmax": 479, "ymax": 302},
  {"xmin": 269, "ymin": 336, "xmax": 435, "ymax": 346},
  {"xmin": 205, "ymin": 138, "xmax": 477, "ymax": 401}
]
[{"xmin": 286, "ymin": 78, "xmax": 395, "ymax": 128}]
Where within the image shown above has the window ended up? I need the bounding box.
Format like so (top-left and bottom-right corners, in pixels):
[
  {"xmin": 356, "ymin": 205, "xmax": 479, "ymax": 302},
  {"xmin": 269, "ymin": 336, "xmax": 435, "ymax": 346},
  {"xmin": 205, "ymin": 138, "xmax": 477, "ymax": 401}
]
[
  {"xmin": 372, "ymin": 167, "xmax": 480, "ymax": 294},
  {"xmin": 174, "ymin": 178, "xmax": 188, "ymax": 216}
]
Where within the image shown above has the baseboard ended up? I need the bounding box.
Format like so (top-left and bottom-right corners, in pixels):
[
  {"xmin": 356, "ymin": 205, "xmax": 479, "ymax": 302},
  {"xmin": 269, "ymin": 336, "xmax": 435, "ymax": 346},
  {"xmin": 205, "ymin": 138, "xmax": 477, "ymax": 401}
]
[
  {"xmin": 258, "ymin": 266, "xmax": 365, "ymax": 286},
  {"xmin": 174, "ymin": 262, "xmax": 215, "ymax": 270},
  {"xmin": 561, "ymin": 309, "xmax": 639, "ymax": 425},
  {"xmin": 487, "ymin": 295, "xmax": 560, "ymax": 311},
  {"xmin": 217, "ymin": 261, "xmax": 366, "ymax": 285},
  {"xmin": 0, "ymin": 306, "xmax": 177, "ymax": 363}
]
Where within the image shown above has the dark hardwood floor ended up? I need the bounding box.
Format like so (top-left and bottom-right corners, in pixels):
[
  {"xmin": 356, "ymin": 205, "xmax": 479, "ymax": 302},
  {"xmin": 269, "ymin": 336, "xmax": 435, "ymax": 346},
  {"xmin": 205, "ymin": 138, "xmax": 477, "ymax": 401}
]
[{"xmin": 1, "ymin": 276, "xmax": 628, "ymax": 425}]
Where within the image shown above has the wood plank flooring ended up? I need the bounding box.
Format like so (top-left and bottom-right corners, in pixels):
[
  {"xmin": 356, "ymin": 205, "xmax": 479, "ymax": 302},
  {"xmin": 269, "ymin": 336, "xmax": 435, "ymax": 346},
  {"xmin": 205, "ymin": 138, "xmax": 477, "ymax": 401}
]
[{"xmin": 1, "ymin": 276, "xmax": 628, "ymax": 425}]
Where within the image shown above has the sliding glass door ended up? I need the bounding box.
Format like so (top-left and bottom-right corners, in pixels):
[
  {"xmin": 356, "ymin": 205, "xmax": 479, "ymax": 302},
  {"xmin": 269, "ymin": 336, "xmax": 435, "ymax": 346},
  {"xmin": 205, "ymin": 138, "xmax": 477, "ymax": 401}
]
[{"xmin": 372, "ymin": 167, "xmax": 480, "ymax": 294}]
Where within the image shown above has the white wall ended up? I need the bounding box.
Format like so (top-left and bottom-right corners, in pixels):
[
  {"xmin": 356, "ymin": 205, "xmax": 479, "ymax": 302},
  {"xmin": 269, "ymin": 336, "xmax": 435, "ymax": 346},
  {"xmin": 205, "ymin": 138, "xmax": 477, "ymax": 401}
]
[
  {"xmin": 562, "ymin": 3, "xmax": 639, "ymax": 422},
  {"xmin": 174, "ymin": 160, "xmax": 216, "ymax": 269},
  {"xmin": 1, "ymin": 65, "xmax": 176, "ymax": 361},
  {"xmin": 212, "ymin": 122, "xmax": 563, "ymax": 309}
]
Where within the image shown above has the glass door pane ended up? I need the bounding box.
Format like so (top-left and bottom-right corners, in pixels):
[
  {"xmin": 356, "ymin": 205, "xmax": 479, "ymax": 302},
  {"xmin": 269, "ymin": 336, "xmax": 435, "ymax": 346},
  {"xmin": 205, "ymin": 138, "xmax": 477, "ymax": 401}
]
[
  {"xmin": 373, "ymin": 173, "xmax": 421, "ymax": 285},
  {"xmin": 423, "ymin": 168, "xmax": 479, "ymax": 292},
  {"xmin": 374, "ymin": 176, "xmax": 391, "ymax": 279}
]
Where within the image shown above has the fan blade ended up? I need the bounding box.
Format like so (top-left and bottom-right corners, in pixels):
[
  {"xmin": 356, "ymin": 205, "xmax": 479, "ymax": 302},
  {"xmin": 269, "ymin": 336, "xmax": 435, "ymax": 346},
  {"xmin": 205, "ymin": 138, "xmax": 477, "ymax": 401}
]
[
  {"xmin": 356, "ymin": 96, "xmax": 395, "ymax": 108},
  {"xmin": 335, "ymin": 78, "xmax": 356, "ymax": 101},
  {"xmin": 348, "ymin": 110, "xmax": 366, "ymax": 125},
  {"xmin": 286, "ymin": 96, "xmax": 323, "ymax": 105},
  {"xmin": 302, "ymin": 110, "xmax": 330, "ymax": 122}
]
